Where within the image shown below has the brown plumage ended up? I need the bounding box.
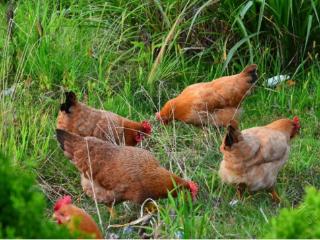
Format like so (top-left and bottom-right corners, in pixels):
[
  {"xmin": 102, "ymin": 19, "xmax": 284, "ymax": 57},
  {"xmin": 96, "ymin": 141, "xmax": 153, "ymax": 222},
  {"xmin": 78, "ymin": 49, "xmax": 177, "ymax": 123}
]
[
  {"xmin": 53, "ymin": 196, "xmax": 103, "ymax": 239},
  {"xmin": 55, "ymin": 129, "xmax": 198, "ymax": 208},
  {"xmin": 156, "ymin": 64, "xmax": 258, "ymax": 127},
  {"xmin": 219, "ymin": 117, "xmax": 300, "ymax": 201},
  {"xmin": 57, "ymin": 91, "xmax": 152, "ymax": 146}
]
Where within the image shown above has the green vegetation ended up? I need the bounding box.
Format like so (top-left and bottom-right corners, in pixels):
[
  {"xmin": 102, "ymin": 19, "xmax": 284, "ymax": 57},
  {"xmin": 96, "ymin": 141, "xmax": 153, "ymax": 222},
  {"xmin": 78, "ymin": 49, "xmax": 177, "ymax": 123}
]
[
  {"xmin": 0, "ymin": 0, "xmax": 319, "ymax": 238},
  {"xmin": 0, "ymin": 152, "xmax": 73, "ymax": 238},
  {"xmin": 266, "ymin": 187, "xmax": 320, "ymax": 238}
]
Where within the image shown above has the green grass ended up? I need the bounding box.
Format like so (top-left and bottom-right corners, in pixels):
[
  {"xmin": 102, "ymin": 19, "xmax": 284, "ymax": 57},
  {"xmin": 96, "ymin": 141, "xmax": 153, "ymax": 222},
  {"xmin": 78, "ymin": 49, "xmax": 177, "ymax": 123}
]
[{"xmin": 1, "ymin": 0, "xmax": 320, "ymax": 238}]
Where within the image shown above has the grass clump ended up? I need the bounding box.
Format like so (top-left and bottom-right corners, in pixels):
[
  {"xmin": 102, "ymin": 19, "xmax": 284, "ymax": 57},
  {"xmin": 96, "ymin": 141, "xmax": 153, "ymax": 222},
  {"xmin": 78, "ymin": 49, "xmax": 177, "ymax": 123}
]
[
  {"xmin": 265, "ymin": 187, "xmax": 320, "ymax": 238},
  {"xmin": 0, "ymin": 152, "xmax": 74, "ymax": 238}
]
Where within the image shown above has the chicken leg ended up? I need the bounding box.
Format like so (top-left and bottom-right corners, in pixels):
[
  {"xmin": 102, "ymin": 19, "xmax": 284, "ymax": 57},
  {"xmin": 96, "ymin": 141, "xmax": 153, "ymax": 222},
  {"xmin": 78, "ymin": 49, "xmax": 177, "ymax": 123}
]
[
  {"xmin": 107, "ymin": 206, "xmax": 117, "ymax": 219},
  {"xmin": 269, "ymin": 187, "xmax": 281, "ymax": 203},
  {"xmin": 144, "ymin": 201, "xmax": 158, "ymax": 214},
  {"xmin": 236, "ymin": 183, "xmax": 246, "ymax": 200}
]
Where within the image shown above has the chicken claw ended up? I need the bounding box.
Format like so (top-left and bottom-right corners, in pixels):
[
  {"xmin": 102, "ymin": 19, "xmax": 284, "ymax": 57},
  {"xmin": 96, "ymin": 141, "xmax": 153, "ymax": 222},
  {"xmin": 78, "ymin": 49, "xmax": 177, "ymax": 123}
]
[
  {"xmin": 236, "ymin": 183, "xmax": 246, "ymax": 200},
  {"xmin": 269, "ymin": 188, "xmax": 281, "ymax": 203},
  {"xmin": 144, "ymin": 201, "xmax": 158, "ymax": 214},
  {"xmin": 107, "ymin": 206, "xmax": 117, "ymax": 219}
]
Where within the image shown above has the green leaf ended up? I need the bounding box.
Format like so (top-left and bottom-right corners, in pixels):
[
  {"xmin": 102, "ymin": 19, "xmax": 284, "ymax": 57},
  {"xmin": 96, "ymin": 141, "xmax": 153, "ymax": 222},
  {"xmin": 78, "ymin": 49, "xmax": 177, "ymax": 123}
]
[{"xmin": 222, "ymin": 32, "xmax": 260, "ymax": 72}]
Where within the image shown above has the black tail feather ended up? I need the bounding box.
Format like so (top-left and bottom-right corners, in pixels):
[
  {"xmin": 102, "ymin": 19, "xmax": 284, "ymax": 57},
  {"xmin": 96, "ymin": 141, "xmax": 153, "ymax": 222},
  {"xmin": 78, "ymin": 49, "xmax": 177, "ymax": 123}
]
[
  {"xmin": 249, "ymin": 69, "xmax": 258, "ymax": 83},
  {"xmin": 56, "ymin": 129, "xmax": 68, "ymax": 150},
  {"xmin": 225, "ymin": 125, "xmax": 236, "ymax": 147},
  {"xmin": 224, "ymin": 120, "xmax": 240, "ymax": 148},
  {"xmin": 243, "ymin": 64, "xmax": 258, "ymax": 84},
  {"xmin": 56, "ymin": 129, "xmax": 83, "ymax": 160},
  {"xmin": 60, "ymin": 91, "xmax": 77, "ymax": 113}
]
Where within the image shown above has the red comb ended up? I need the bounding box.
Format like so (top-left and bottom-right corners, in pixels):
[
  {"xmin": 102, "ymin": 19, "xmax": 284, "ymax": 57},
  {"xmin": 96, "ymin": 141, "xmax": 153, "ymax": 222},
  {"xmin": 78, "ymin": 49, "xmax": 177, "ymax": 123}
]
[
  {"xmin": 293, "ymin": 116, "xmax": 299, "ymax": 123},
  {"xmin": 54, "ymin": 195, "xmax": 72, "ymax": 211},
  {"xmin": 141, "ymin": 121, "xmax": 152, "ymax": 134},
  {"xmin": 188, "ymin": 181, "xmax": 199, "ymax": 200}
]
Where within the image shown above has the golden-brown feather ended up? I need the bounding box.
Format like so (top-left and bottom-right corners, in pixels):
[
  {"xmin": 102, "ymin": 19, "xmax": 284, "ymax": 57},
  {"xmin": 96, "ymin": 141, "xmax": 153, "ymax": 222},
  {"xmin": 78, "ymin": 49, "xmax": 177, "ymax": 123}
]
[
  {"xmin": 54, "ymin": 203, "xmax": 103, "ymax": 239},
  {"xmin": 219, "ymin": 117, "xmax": 299, "ymax": 192},
  {"xmin": 57, "ymin": 92, "xmax": 151, "ymax": 146},
  {"xmin": 56, "ymin": 129, "xmax": 196, "ymax": 207},
  {"xmin": 157, "ymin": 64, "xmax": 257, "ymax": 127}
]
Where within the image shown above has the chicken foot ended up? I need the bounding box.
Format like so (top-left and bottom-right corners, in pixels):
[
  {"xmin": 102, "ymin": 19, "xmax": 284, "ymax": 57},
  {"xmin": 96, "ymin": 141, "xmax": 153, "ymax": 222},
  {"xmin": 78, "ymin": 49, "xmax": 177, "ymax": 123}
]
[
  {"xmin": 236, "ymin": 183, "xmax": 246, "ymax": 200},
  {"xmin": 107, "ymin": 206, "xmax": 117, "ymax": 219},
  {"xmin": 269, "ymin": 187, "xmax": 281, "ymax": 203},
  {"xmin": 144, "ymin": 201, "xmax": 158, "ymax": 214}
]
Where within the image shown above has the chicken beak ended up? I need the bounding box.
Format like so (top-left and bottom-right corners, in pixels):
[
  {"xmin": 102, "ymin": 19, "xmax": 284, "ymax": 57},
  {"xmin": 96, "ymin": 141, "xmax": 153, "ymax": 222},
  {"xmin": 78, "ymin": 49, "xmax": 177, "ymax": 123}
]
[{"xmin": 156, "ymin": 112, "xmax": 168, "ymax": 124}]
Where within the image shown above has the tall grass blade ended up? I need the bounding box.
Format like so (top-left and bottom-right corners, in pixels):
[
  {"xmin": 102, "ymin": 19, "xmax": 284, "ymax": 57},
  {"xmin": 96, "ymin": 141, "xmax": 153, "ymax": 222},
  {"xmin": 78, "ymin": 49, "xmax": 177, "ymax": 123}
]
[
  {"xmin": 222, "ymin": 32, "xmax": 260, "ymax": 72},
  {"xmin": 186, "ymin": 0, "xmax": 219, "ymax": 42},
  {"xmin": 257, "ymin": 0, "xmax": 265, "ymax": 35},
  {"xmin": 240, "ymin": 1, "xmax": 253, "ymax": 19},
  {"xmin": 153, "ymin": 0, "xmax": 171, "ymax": 28},
  {"xmin": 311, "ymin": 0, "xmax": 320, "ymax": 27},
  {"xmin": 235, "ymin": 16, "xmax": 254, "ymax": 63},
  {"xmin": 147, "ymin": 3, "xmax": 189, "ymax": 86},
  {"xmin": 303, "ymin": 15, "xmax": 313, "ymax": 57},
  {"xmin": 234, "ymin": 1, "xmax": 255, "ymax": 64}
]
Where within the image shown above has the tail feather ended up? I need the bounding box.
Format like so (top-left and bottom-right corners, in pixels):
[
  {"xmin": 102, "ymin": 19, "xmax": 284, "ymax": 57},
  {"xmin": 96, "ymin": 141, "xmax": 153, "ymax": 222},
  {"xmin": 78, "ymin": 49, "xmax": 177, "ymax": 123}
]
[
  {"xmin": 224, "ymin": 120, "xmax": 241, "ymax": 148},
  {"xmin": 60, "ymin": 91, "xmax": 77, "ymax": 113},
  {"xmin": 56, "ymin": 129, "xmax": 69, "ymax": 151},
  {"xmin": 242, "ymin": 64, "xmax": 258, "ymax": 83},
  {"xmin": 56, "ymin": 129, "xmax": 81, "ymax": 159}
]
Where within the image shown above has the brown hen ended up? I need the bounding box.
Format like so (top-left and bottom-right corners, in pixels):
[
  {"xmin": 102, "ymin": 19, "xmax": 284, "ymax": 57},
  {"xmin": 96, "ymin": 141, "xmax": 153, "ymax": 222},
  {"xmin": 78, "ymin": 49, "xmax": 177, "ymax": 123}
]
[
  {"xmin": 156, "ymin": 64, "xmax": 258, "ymax": 127},
  {"xmin": 219, "ymin": 117, "xmax": 300, "ymax": 202},
  {"xmin": 55, "ymin": 129, "xmax": 198, "ymax": 215},
  {"xmin": 57, "ymin": 91, "xmax": 151, "ymax": 146}
]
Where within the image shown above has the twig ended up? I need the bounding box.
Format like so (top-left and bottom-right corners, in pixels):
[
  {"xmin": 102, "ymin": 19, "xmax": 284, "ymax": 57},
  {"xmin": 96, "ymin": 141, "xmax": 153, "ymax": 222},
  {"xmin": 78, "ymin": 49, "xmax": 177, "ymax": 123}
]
[{"xmin": 108, "ymin": 214, "xmax": 154, "ymax": 228}]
